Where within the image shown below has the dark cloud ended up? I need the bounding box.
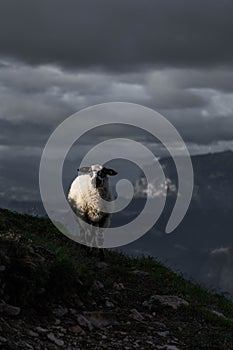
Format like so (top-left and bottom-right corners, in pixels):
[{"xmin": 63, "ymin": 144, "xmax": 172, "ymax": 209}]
[
  {"xmin": 0, "ymin": 119, "xmax": 51, "ymax": 147},
  {"xmin": 0, "ymin": 62, "xmax": 233, "ymax": 151},
  {"xmin": 0, "ymin": 0, "xmax": 233, "ymax": 70},
  {"xmin": 173, "ymin": 114, "xmax": 233, "ymax": 145}
]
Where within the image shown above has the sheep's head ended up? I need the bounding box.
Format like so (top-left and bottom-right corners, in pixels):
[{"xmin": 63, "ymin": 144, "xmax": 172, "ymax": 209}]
[{"xmin": 78, "ymin": 164, "xmax": 117, "ymax": 189}]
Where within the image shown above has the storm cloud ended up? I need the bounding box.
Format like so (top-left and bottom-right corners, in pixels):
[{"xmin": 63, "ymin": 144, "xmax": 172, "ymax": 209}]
[{"xmin": 0, "ymin": 0, "xmax": 233, "ymax": 69}]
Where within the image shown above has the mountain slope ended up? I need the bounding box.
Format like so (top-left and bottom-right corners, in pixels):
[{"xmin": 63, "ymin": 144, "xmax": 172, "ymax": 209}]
[{"xmin": 1, "ymin": 209, "xmax": 233, "ymax": 349}]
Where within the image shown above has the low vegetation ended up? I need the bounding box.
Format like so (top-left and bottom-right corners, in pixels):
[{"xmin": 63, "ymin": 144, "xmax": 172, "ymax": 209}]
[{"xmin": 0, "ymin": 208, "xmax": 233, "ymax": 349}]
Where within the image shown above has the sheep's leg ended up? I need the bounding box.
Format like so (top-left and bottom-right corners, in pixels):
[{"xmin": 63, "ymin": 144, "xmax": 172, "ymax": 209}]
[
  {"xmin": 95, "ymin": 225, "xmax": 104, "ymax": 260},
  {"xmin": 80, "ymin": 227, "xmax": 86, "ymax": 245},
  {"xmin": 96, "ymin": 226, "xmax": 104, "ymax": 248},
  {"xmin": 85, "ymin": 227, "xmax": 94, "ymax": 246}
]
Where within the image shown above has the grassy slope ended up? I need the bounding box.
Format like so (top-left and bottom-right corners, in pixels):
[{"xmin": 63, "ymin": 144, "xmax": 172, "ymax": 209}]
[{"xmin": 1, "ymin": 208, "xmax": 233, "ymax": 349}]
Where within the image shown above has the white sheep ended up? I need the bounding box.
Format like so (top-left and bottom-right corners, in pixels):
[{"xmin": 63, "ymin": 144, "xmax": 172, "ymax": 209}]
[{"xmin": 68, "ymin": 164, "xmax": 117, "ymax": 248}]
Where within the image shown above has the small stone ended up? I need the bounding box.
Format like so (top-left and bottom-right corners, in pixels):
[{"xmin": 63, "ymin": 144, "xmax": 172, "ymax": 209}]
[
  {"xmin": 55, "ymin": 326, "xmax": 66, "ymax": 334},
  {"xmin": 83, "ymin": 311, "xmax": 118, "ymax": 328},
  {"xmin": 157, "ymin": 330, "xmax": 170, "ymax": 337},
  {"xmin": 146, "ymin": 340, "xmax": 154, "ymax": 345},
  {"xmin": 47, "ymin": 332, "xmax": 64, "ymax": 347},
  {"xmin": 151, "ymin": 295, "xmax": 189, "ymax": 310},
  {"xmin": 52, "ymin": 306, "xmax": 68, "ymax": 317},
  {"xmin": 35, "ymin": 326, "xmax": 48, "ymax": 333},
  {"xmin": 211, "ymin": 310, "xmax": 226, "ymax": 318},
  {"xmin": 0, "ymin": 302, "xmax": 20, "ymax": 316},
  {"xmin": 130, "ymin": 308, "xmax": 144, "ymax": 321},
  {"xmin": 77, "ymin": 314, "xmax": 94, "ymax": 331},
  {"xmin": 157, "ymin": 346, "xmax": 180, "ymax": 350},
  {"xmin": 113, "ymin": 282, "xmax": 125, "ymax": 290},
  {"xmin": 105, "ymin": 300, "xmax": 114, "ymax": 308},
  {"xmin": 132, "ymin": 270, "xmax": 150, "ymax": 276},
  {"xmin": 142, "ymin": 300, "xmax": 150, "ymax": 308},
  {"xmin": 69, "ymin": 325, "xmax": 86, "ymax": 335},
  {"xmin": 0, "ymin": 336, "xmax": 7, "ymax": 343},
  {"xmin": 69, "ymin": 308, "xmax": 77, "ymax": 315},
  {"xmin": 17, "ymin": 341, "xmax": 34, "ymax": 349},
  {"xmin": 27, "ymin": 329, "xmax": 39, "ymax": 337},
  {"xmin": 93, "ymin": 280, "xmax": 104, "ymax": 289}
]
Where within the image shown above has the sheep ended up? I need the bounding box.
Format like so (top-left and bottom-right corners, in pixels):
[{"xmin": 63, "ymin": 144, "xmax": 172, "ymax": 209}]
[{"xmin": 68, "ymin": 164, "xmax": 118, "ymax": 249}]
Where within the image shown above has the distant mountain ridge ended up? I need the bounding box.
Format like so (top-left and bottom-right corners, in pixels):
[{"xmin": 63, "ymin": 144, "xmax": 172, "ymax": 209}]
[{"xmin": 134, "ymin": 150, "xmax": 233, "ymax": 210}]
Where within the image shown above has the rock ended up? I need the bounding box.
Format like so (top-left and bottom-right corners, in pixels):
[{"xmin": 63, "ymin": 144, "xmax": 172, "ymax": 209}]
[
  {"xmin": 142, "ymin": 300, "xmax": 150, "ymax": 308},
  {"xmin": 132, "ymin": 270, "xmax": 150, "ymax": 276},
  {"xmin": 27, "ymin": 329, "xmax": 39, "ymax": 337},
  {"xmin": 105, "ymin": 300, "xmax": 114, "ymax": 308},
  {"xmin": 93, "ymin": 280, "xmax": 104, "ymax": 289},
  {"xmin": 17, "ymin": 340, "xmax": 34, "ymax": 349},
  {"xmin": 69, "ymin": 324, "xmax": 86, "ymax": 335},
  {"xmin": 52, "ymin": 306, "xmax": 68, "ymax": 317},
  {"xmin": 83, "ymin": 311, "xmax": 118, "ymax": 328},
  {"xmin": 157, "ymin": 346, "xmax": 180, "ymax": 350},
  {"xmin": 211, "ymin": 310, "xmax": 227, "ymax": 318},
  {"xmin": 47, "ymin": 332, "xmax": 64, "ymax": 347},
  {"xmin": 69, "ymin": 308, "xmax": 77, "ymax": 315},
  {"xmin": 0, "ymin": 336, "xmax": 7, "ymax": 343},
  {"xmin": 0, "ymin": 302, "xmax": 21, "ymax": 316},
  {"xmin": 113, "ymin": 282, "xmax": 125, "ymax": 290},
  {"xmin": 52, "ymin": 325, "xmax": 66, "ymax": 334},
  {"xmin": 77, "ymin": 314, "xmax": 94, "ymax": 331},
  {"xmin": 35, "ymin": 326, "xmax": 48, "ymax": 333},
  {"xmin": 150, "ymin": 295, "xmax": 189, "ymax": 309},
  {"xmin": 130, "ymin": 308, "xmax": 144, "ymax": 321},
  {"xmin": 157, "ymin": 330, "xmax": 170, "ymax": 337}
]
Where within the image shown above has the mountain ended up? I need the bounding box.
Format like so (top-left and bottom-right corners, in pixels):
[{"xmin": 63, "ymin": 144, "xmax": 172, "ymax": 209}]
[
  {"xmin": 135, "ymin": 150, "xmax": 233, "ymax": 209},
  {"xmin": 120, "ymin": 151, "xmax": 233, "ymax": 296},
  {"xmin": 1, "ymin": 208, "xmax": 233, "ymax": 349}
]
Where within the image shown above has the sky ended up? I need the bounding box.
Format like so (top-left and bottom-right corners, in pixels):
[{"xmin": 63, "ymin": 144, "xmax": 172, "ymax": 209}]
[{"xmin": 0, "ymin": 0, "xmax": 233, "ymax": 207}]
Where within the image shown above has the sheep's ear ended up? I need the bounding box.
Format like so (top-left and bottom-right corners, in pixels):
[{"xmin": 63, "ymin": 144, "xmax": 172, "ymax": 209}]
[
  {"xmin": 106, "ymin": 168, "xmax": 118, "ymax": 176},
  {"xmin": 78, "ymin": 166, "xmax": 90, "ymax": 173}
]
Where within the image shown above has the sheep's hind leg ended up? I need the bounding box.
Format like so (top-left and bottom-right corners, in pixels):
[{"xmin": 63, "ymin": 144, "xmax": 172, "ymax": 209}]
[{"xmin": 96, "ymin": 226, "xmax": 105, "ymax": 260}]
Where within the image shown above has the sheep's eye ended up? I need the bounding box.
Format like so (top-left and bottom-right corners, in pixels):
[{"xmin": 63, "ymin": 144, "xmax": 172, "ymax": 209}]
[{"xmin": 97, "ymin": 171, "xmax": 105, "ymax": 178}]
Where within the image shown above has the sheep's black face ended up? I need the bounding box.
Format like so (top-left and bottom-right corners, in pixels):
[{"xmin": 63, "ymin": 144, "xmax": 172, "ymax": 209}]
[
  {"xmin": 78, "ymin": 164, "xmax": 117, "ymax": 189},
  {"xmin": 90, "ymin": 167, "xmax": 107, "ymax": 189}
]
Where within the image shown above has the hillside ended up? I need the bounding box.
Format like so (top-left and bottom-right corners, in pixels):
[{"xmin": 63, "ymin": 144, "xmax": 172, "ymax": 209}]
[{"xmin": 1, "ymin": 209, "xmax": 233, "ymax": 349}]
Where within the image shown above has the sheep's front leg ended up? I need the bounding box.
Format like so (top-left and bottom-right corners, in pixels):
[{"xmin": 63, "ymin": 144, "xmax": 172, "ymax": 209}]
[{"xmin": 96, "ymin": 225, "xmax": 104, "ymax": 248}]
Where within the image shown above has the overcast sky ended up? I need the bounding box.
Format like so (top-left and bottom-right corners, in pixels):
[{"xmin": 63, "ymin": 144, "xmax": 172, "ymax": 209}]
[{"xmin": 0, "ymin": 0, "xmax": 233, "ymax": 206}]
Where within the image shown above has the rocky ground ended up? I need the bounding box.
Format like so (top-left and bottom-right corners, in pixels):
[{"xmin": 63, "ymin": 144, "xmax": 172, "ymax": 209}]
[{"xmin": 1, "ymin": 209, "xmax": 233, "ymax": 349}]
